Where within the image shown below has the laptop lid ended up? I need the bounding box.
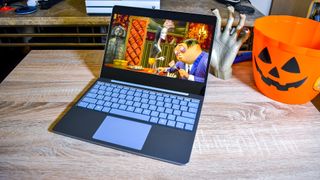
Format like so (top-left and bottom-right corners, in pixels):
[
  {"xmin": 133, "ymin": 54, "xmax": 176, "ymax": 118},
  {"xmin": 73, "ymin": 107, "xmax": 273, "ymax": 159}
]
[{"xmin": 101, "ymin": 6, "xmax": 216, "ymax": 96}]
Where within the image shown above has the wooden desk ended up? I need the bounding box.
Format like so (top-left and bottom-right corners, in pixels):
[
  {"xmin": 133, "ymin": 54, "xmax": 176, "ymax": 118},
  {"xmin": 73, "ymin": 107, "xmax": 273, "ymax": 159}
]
[{"xmin": 1, "ymin": 50, "xmax": 319, "ymax": 179}]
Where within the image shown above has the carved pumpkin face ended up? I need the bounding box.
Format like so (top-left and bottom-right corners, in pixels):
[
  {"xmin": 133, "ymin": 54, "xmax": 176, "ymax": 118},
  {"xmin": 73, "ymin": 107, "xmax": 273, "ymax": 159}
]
[{"xmin": 253, "ymin": 46, "xmax": 320, "ymax": 104}]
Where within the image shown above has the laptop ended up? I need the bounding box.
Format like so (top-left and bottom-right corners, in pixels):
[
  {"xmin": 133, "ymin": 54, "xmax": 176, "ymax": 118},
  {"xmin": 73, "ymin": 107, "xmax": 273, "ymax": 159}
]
[{"xmin": 52, "ymin": 6, "xmax": 216, "ymax": 165}]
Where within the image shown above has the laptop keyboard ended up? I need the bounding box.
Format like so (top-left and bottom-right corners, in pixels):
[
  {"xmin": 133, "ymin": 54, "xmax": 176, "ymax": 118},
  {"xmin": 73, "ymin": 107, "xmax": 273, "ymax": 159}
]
[{"xmin": 77, "ymin": 80, "xmax": 200, "ymax": 131}]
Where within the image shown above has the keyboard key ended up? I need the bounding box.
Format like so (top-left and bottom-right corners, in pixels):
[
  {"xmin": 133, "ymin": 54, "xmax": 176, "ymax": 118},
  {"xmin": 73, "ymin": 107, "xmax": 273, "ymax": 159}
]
[
  {"xmin": 87, "ymin": 104, "xmax": 95, "ymax": 109},
  {"xmin": 96, "ymin": 100, "xmax": 105, "ymax": 105},
  {"xmin": 118, "ymin": 99, "xmax": 126, "ymax": 104},
  {"xmin": 150, "ymin": 117, "xmax": 158, "ymax": 123},
  {"xmin": 185, "ymin": 124, "xmax": 194, "ymax": 131},
  {"xmin": 149, "ymin": 105, "xmax": 157, "ymax": 111},
  {"xmin": 180, "ymin": 101, "xmax": 188, "ymax": 106},
  {"xmin": 104, "ymin": 102, "xmax": 112, "ymax": 107},
  {"xmin": 176, "ymin": 116, "xmax": 195, "ymax": 124},
  {"xmin": 184, "ymin": 98, "xmax": 191, "ymax": 102},
  {"xmin": 133, "ymin": 102, "xmax": 141, "ymax": 108},
  {"xmin": 157, "ymin": 107, "xmax": 165, "ymax": 112},
  {"xmin": 173, "ymin": 110, "xmax": 181, "ymax": 116},
  {"xmin": 159, "ymin": 119, "xmax": 167, "ymax": 125},
  {"xmin": 149, "ymin": 95, "xmax": 156, "ymax": 100},
  {"xmin": 102, "ymin": 107, "xmax": 110, "ymax": 113},
  {"xmin": 141, "ymin": 98, "xmax": 148, "ymax": 104},
  {"xmin": 86, "ymin": 93, "xmax": 97, "ymax": 98},
  {"xmin": 167, "ymin": 114, "xmax": 176, "ymax": 121},
  {"xmin": 120, "ymin": 89, "xmax": 128, "ymax": 94},
  {"xmin": 126, "ymin": 106, "xmax": 135, "ymax": 112},
  {"xmin": 127, "ymin": 90, "xmax": 134, "ymax": 95},
  {"xmin": 156, "ymin": 101, "xmax": 164, "ymax": 106},
  {"xmin": 111, "ymin": 103, "xmax": 120, "ymax": 109},
  {"xmin": 111, "ymin": 93, "xmax": 119, "ymax": 97},
  {"xmin": 119, "ymin": 104, "xmax": 127, "ymax": 110},
  {"xmin": 156, "ymin": 96, "xmax": 164, "ymax": 101},
  {"xmin": 189, "ymin": 107, "xmax": 197, "ymax": 113},
  {"xmin": 97, "ymin": 81, "xmax": 103, "ymax": 85},
  {"xmin": 94, "ymin": 105, "xmax": 103, "ymax": 111},
  {"xmin": 93, "ymin": 84, "xmax": 100, "ymax": 89},
  {"xmin": 141, "ymin": 94, "xmax": 149, "ymax": 98},
  {"xmin": 111, "ymin": 98, "xmax": 118, "ymax": 103},
  {"xmin": 104, "ymin": 92, "xmax": 112, "ymax": 96},
  {"xmin": 125, "ymin": 101, "xmax": 133, "ymax": 106},
  {"xmin": 89, "ymin": 89, "xmax": 98, "ymax": 93},
  {"xmin": 167, "ymin": 120, "xmax": 176, "ymax": 127},
  {"xmin": 99, "ymin": 85, "xmax": 106, "ymax": 90},
  {"xmin": 182, "ymin": 111, "xmax": 196, "ymax": 119},
  {"xmin": 188, "ymin": 102, "xmax": 199, "ymax": 108},
  {"xmin": 164, "ymin": 98, "xmax": 172, "ymax": 103},
  {"xmin": 159, "ymin": 113, "xmax": 167, "ymax": 119},
  {"xmin": 165, "ymin": 108, "xmax": 173, "ymax": 114},
  {"xmin": 176, "ymin": 122, "xmax": 184, "ymax": 129},
  {"xmin": 77, "ymin": 101, "xmax": 88, "ymax": 108},
  {"xmin": 191, "ymin": 99, "xmax": 200, "ymax": 103},
  {"xmin": 133, "ymin": 97, "xmax": 141, "ymax": 102},
  {"xmin": 103, "ymin": 96, "xmax": 111, "ymax": 101},
  {"xmin": 172, "ymin": 104, "xmax": 180, "ymax": 110},
  {"xmin": 172, "ymin": 99, "xmax": 180, "ymax": 104},
  {"xmin": 82, "ymin": 97, "xmax": 97, "ymax": 104},
  {"xmin": 118, "ymin": 94, "xmax": 126, "ymax": 99},
  {"xmin": 141, "ymin": 103, "xmax": 149, "ymax": 109},
  {"xmin": 150, "ymin": 111, "xmax": 159, "ymax": 117},
  {"xmin": 96, "ymin": 95, "xmax": 104, "ymax": 100},
  {"xmin": 134, "ymin": 92, "xmax": 142, "ymax": 97},
  {"xmin": 180, "ymin": 106, "xmax": 188, "ymax": 111},
  {"xmin": 149, "ymin": 100, "xmax": 156, "ymax": 105},
  {"xmin": 110, "ymin": 109, "xmax": 150, "ymax": 122},
  {"xmin": 113, "ymin": 88, "xmax": 120, "ymax": 93},
  {"xmin": 164, "ymin": 103, "xmax": 172, "ymax": 108},
  {"xmin": 142, "ymin": 109, "xmax": 151, "ymax": 115},
  {"xmin": 126, "ymin": 95, "xmax": 134, "ymax": 101},
  {"xmin": 134, "ymin": 108, "xmax": 143, "ymax": 113},
  {"xmin": 97, "ymin": 90, "xmax": 105, "ymax": 95}
]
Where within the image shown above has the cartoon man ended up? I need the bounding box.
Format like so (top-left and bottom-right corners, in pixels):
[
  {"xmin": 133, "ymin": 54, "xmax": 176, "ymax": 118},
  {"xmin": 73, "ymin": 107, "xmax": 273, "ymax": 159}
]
[{"xmin": 160, "ymin": 39, "xmax": 209, "ymax": 83}]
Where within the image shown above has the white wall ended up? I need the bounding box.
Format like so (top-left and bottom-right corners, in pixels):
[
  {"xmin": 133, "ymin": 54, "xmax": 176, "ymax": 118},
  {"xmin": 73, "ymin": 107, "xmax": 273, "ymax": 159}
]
[{"xmin": 250, "ymin": 0, "xmax": 272, "ymax": 15}]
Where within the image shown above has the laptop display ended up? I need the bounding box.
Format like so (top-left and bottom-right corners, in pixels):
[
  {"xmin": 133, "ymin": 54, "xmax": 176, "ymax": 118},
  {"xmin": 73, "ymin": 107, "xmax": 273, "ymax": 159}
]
[{"xmin": 104, "ymin": 13, "xmax": 214, "ymax": 83}]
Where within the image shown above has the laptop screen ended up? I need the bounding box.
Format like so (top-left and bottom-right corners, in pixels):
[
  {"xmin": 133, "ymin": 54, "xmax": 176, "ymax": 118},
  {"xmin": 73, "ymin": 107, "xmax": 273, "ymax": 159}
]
[{"xmin": 101, "ymin": 6, "xmax": 216, "ymax": 95}]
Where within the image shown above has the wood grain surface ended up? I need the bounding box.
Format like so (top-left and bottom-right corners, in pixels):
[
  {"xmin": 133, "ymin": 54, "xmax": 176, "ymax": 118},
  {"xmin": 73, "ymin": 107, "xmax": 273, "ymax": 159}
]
[
  {"xmin": 0, "ymin": 0, "xmax": 263, "ymax": 27},
  {"xmin": 1, "ymin": 50, "xmax": 319, "ymax": 179}
]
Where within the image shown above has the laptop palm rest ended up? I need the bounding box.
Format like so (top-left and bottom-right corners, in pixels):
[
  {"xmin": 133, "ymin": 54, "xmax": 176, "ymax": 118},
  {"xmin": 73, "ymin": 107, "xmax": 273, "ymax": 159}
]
[{"xmin": 93, "ymin": 116, "xmax": 151, "ymax": 150}]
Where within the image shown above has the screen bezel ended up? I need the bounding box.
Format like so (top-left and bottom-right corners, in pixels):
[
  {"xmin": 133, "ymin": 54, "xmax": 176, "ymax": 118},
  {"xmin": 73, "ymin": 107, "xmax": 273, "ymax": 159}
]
[{"xmin": 100, "ymin": 6, "xmax": 216, "ymax": 96}]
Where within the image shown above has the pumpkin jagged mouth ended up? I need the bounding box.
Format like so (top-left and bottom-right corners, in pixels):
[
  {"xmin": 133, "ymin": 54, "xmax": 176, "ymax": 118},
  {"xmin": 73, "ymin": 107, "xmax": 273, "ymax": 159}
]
[{"xmin": 254, "ymin": 57, "xmax": 307, "ymax": 91}]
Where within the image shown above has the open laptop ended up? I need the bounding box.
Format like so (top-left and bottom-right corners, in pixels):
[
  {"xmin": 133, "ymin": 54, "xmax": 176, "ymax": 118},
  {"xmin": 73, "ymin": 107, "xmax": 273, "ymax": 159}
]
[{"xmin": 52, "ymin": 6, "xmax": 216, "ymax": 165}]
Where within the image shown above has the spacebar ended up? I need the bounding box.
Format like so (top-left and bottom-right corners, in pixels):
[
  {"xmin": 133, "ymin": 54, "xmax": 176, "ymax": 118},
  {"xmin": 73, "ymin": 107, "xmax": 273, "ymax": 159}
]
[{"xmin": 109, "ymin": 109, "xmax": 150, "ymax": 122}]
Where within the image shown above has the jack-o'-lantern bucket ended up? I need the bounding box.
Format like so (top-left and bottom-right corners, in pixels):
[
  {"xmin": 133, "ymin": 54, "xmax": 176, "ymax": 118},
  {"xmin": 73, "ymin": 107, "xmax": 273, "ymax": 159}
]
[{"xmin": 253, "ymin": 16, "xmax": 320, "ymax": 104}]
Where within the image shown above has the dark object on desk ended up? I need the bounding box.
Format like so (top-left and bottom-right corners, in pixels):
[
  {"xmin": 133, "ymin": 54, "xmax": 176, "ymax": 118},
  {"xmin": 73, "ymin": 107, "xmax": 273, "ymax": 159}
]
[
  {"xmin": 216, "ymin": 0, "xmax": 240, "ymax": 6},
  {"xmin": 38, "ymin": 0, "xmax": 63, "ymax": 9},
  {"xmin": 15, "ymin": 6, "xmax": 37, "ymax": 14},
  {"xmin": 312, "ymin": 94, "xmax": 320, "ymax": 112},
  {"xmin": 234, "ymin": 3, "xmax": 255, "ymax": 14}
]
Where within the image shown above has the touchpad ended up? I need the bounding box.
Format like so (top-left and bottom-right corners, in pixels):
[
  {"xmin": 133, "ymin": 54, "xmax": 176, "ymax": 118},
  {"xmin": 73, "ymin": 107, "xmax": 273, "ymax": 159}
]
[{"xmin": 92, "ymin": 116, "xmax": 151, "ymax": 150}]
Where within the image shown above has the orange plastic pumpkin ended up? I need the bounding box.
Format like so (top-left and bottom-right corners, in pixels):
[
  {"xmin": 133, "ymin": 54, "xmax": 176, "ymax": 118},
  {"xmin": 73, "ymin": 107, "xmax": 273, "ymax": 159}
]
[{"xmin": 253, "ymin": 16, "xmax": 320, "ymax": 104}]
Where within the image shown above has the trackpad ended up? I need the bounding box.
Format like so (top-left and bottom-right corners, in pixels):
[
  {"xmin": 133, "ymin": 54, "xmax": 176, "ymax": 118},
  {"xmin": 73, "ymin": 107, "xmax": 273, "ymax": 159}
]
[{"xmin": 92, "ymin": 116, "xmax": 151, "ymax": 150}]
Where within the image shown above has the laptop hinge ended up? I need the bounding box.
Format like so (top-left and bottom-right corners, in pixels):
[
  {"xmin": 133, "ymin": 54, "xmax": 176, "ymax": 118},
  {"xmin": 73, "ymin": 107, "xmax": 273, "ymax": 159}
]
[{"xmin": 111, "ymin": 79, "xmax": 189, "ymax": 96}]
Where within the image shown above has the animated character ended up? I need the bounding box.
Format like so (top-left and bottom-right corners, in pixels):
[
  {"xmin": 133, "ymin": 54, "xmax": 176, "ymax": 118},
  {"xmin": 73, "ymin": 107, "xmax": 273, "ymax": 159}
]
[
  {"xmin": 159, "ymin": 39, "xmax": 209, "ymax": 83},
  {"xmin": 105, "ymin": 25, "xmax": 126, "ymax": 61}
]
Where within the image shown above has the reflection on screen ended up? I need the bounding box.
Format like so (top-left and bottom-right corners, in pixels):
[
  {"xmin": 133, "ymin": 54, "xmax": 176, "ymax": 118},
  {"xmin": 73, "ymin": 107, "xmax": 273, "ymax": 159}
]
[{"xmin": 104, "ymin": 13, "xmax": 214, "ymax": 83}]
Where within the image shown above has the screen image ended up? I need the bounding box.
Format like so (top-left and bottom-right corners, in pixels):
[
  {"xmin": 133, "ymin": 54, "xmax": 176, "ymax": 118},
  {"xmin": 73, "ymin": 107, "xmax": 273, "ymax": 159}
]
[{"xmin": 104, "ymin": 13, "xmax": 214, "ymax": 83}]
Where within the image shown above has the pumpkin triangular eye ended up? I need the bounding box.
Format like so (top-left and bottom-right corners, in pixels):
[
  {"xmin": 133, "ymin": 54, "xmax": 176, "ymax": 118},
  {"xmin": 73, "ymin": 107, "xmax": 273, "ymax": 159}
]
[
  {"xmin": 281, "ymin": 57, "xmax": 300, "ymax": 73},
  {"xmin": 258, "ymin": 47, "xmax": 271, "ymax": 64}
]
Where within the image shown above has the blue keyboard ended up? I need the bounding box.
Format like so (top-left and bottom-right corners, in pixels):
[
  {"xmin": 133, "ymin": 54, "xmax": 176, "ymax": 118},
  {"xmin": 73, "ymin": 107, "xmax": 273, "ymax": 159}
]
[{"xmin": 77, "ymin": 81, "xmax": 200, "ymax": 131}]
